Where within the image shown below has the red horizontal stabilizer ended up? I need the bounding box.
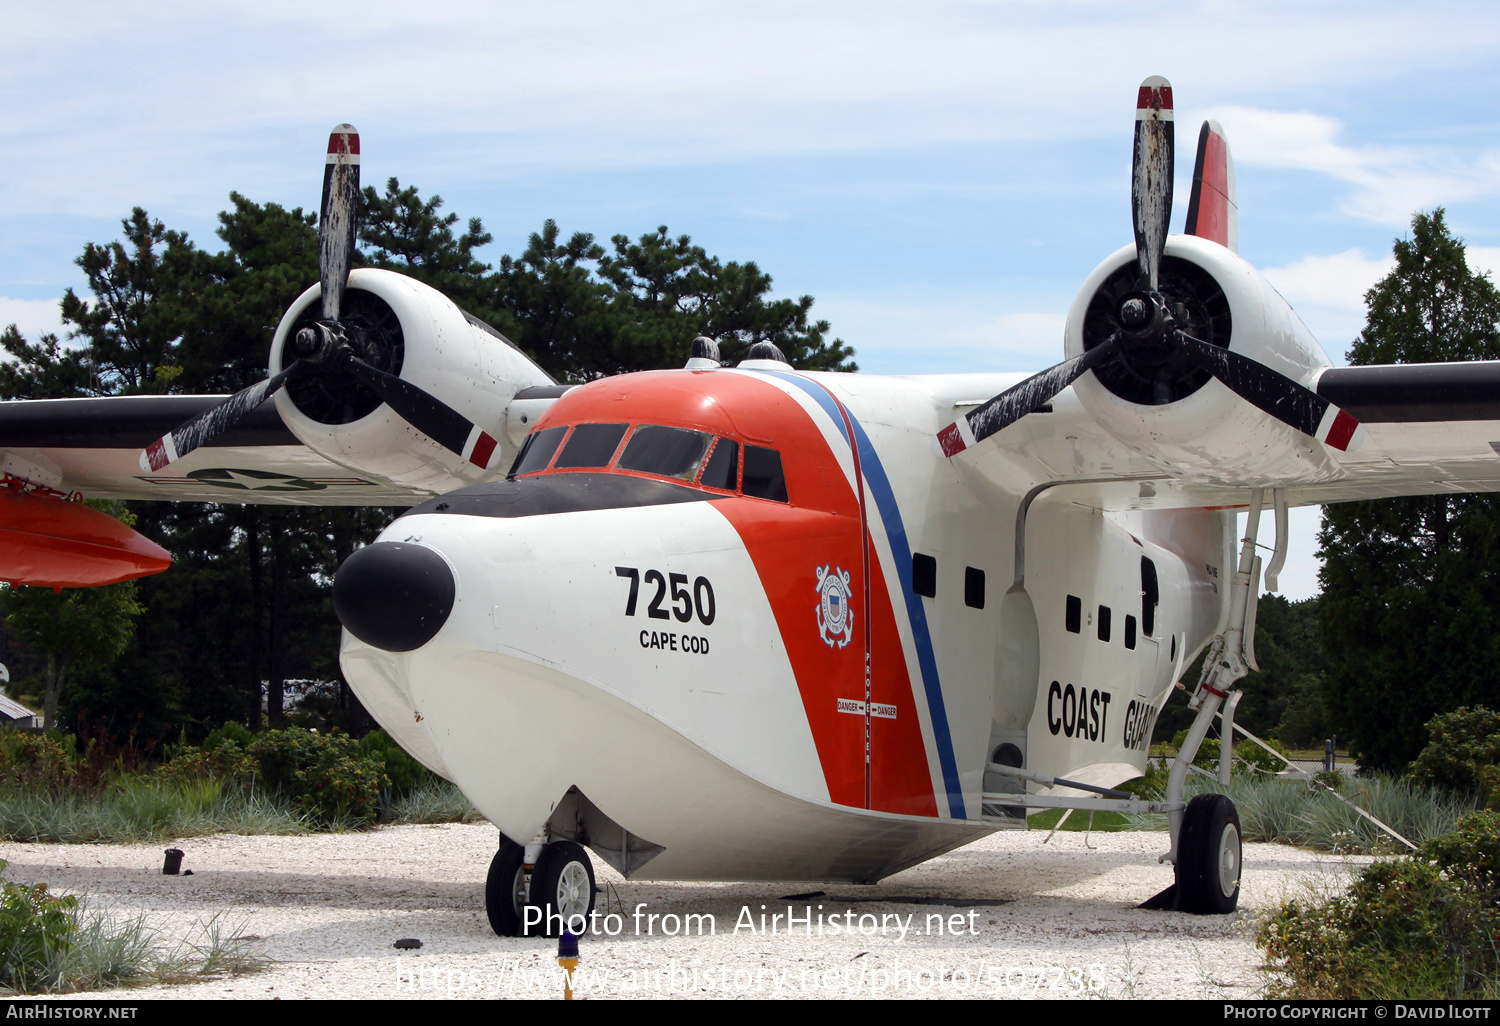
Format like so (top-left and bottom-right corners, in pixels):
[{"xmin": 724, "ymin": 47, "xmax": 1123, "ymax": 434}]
[
  {"xmin": 0, "ymin": 489, "xmax": 172, "ymax": 589},
  {"xmin": 1185, "ymin": 119, "xmax": 1238, "ymax": 252}
]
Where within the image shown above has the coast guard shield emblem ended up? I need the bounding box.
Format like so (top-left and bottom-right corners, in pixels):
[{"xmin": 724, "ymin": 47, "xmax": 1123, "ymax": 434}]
[{"xmin": 815, "ymin": 564, "xmax": 854, "ymax": 649}]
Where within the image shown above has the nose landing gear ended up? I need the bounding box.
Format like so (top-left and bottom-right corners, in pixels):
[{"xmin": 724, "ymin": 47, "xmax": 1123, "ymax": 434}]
[{"xmin": 485, "ymin": 836, "xmax": 599, "ymax": 937}]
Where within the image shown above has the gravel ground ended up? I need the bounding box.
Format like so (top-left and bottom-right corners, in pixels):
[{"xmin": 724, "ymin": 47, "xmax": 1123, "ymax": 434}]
[{"xmin": 3, "ymin": 823, "xmax": 1372, "ymax": 1000}]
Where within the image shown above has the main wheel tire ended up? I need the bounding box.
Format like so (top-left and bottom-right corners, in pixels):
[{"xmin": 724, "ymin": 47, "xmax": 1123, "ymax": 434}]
[
  {"xmin": 484, "ymin": 839, "xmax": 530, "ymax": 936},
  {"xmin": 1176, "ymin": 793, "xmax": 1242, "ymax": 914},
  {"xmin": 530, "ymin": 841, "xmax": 596, "ymax": 937}
]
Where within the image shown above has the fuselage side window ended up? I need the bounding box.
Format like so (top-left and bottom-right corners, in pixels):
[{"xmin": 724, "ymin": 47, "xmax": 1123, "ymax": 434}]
[
  {"xmin": 618, "ymin": 425, "xmax": 712, "ymax": 481},
  {"xmin": 742, "ymin": 445, "xmax": 788, "ymax": 503},
  {"xmin": 1141, "ymin": 556, "xmax": 1160, "ymax": 636},
  {"xmin": 555, "ymin": 423, "xmax": 629, "ymax": 469},
  {"xmin": 510, "ymin": 425, "xmax": 568, "ymax": 477},
  {"xmin": 699, "ymin": 438, "xmax": 739, "ymax": 491}
]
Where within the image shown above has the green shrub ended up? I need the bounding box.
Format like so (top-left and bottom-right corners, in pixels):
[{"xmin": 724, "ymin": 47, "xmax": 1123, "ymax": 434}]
[
  {"xmin": 158, "ymin": 740, "xmax": 256, "ymax": 786},
  {"xmin": 355, "ymin": 730, "xmax": 430, "ymax": 795},
  {"xmin": 1260, "ymin": 857, "xmax": 1500, "ymax": 999},
  {"xmin": 293, "ymin": 751, "xmax": 386, "ymax": 825},
  {"xmin": 1410, "ymin": 706, "xmax": 1500, "ymax": 806},
  {"xmin": 1314, "ymin": 769, "xmax": 1346, "ymax": 789},
  {"xmin": 0, "ymin": 859, "xmax": 77, "ymax": 993},
  {"xmin": 1168, "ymin": 729, "xmax": 1288, "ymax": 778},
  {"xmin": 245, "ymin": 728, "xmax": 387, "ymax": 827},
  {"xmin": 0, "ymin": 731, "xmax": 74, "ymax": 792},
  {"xmin": 1421, "ymin": 810, "xmax": 1500, "ymax": 889},
  {"xmin": 202, "ymin": 721, "xmax": 255, "ymax": 753}
]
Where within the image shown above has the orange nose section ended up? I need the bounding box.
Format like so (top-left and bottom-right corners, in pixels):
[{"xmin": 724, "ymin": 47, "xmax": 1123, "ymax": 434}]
[{"xmin": 0, "ymin": 489, "xmax": 172, "ymax": 589}]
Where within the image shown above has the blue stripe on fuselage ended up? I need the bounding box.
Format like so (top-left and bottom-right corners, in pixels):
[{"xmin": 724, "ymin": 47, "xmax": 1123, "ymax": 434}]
[{"xmin": 757, "ymin": 370, "xmax": 967, "ymax": 820}]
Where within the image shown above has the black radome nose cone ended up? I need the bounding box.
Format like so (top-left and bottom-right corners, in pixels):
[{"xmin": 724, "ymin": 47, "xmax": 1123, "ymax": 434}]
[{"xmin": 334, "ymin": 542, "xmax": 455, "ymax": 652}]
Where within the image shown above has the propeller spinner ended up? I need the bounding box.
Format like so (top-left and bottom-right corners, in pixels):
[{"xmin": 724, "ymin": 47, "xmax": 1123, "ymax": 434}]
[
  {"xmin": 935, "ymin": 77, "xmax": 1364, "ymax": 460},
  {"xmin": 140, "ymin": 126, "xmax": 502, "ymax": 474}
]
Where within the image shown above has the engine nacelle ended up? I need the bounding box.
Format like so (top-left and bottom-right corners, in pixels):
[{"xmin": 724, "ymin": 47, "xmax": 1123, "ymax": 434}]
[
  {"xmin": 1065, "ymin": 235, "xmax": 1340, "ymax": 485},
  {"xmin": 269, "ymin": 269, "xmax": 553, "ymax": 494}
]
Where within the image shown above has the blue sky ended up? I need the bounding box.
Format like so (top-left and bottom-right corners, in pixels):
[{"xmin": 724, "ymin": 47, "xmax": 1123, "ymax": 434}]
[{"xmin": 5, "ymin": 1, "xmax": 1500, "ymax": 598}]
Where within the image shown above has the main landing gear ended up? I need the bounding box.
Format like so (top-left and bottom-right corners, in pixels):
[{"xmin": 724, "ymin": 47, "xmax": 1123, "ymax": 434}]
[
  {"xmin": 1174, "ymin": 793, "xmax": 1241, "ymax": 914},
  {"xmin": 485, "ymin": 836, "xmax": 598, "ymax": 937}
]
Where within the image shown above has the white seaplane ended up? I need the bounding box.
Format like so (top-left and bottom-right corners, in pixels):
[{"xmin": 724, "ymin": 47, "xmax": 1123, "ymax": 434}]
[{"xmin": 7, "ymin": 78, "xmax": 1499, "ymax": 935}]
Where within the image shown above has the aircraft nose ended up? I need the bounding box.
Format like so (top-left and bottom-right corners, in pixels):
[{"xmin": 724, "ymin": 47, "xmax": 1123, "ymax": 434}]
[{"xmin": 334, "ymin": 542, "xmax": 455, "ymax": 652}]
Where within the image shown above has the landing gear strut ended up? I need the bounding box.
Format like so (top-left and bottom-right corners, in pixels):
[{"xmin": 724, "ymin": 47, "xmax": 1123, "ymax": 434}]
[
  {"xmin": 1150, "ymin": 488, "xmax": 1277, "ymax": 915},
  {"xmin": 484, "ymin": 837, "xmax": 597, "ymax": 937}
]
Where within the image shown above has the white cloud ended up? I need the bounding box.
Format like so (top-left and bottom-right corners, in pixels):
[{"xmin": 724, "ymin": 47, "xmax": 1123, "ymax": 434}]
[
  {"xmin": 816, "ymin": 293, "xmax": 1068, "ymax": 375},
  {"xmin": 6, "ymin": 3, "xmax": 1500, "ymax": 218},
  {"xmin": 1206, "ymin": 106, "xmax": 1499, "ymax": 225},
  {"xmin": 963, "ymin": 312, "xmax": 1068, "ymax": 362},
  {"xmin": 1257, "ymin": 246, "xmax": 1500, "ymax": 357},
  {"xmin": 1262, "ymin": 249, "xmax": 1393, "ymax": 312},
  {"xmin": 1465, "ymin": 246, "xmax": 1500, "ymax": 281},
  {"xmin": 0, "ymin": 298, "xmax": 66, "ymax": 341}
]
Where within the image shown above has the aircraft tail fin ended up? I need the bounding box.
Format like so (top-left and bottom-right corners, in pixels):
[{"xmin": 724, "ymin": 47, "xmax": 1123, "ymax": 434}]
[{"xmin": 1184, "ymin": 119, "xmax": 1238, "ymax": 252}]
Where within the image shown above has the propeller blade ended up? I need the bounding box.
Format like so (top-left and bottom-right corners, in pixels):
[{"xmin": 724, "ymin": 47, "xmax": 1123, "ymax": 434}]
[
  {"xmin": 320, "ymin": 124, "xmax": 360, "ymax": 322},
  {"xmin": 1176, "ymin": 332, "xmax": 1365, "ymax": 451},
  {"xmin": 343, "ymin": 355, "xmax": 503, "ymax": 470},
  {"xmin": 1132, "ymin": 76, "xmax": 1174, "ymax": 291},
  {"xmin": 937, "ymin": 335, "xmax": 1121, "ymax": 457},
  {"xmin": 140, "ymin": 362, "xmax": 305, "ymax": 472}
]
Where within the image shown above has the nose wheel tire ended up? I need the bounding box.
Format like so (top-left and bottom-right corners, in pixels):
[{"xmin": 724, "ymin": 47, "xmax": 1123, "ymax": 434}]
[
  {"xmin": 1176, "ymin": 793, "xmax": 1241, "ymax": 915},
  {"xmin": 484, "ymin": 839, "xmax": 530, "ymax": 937},
  {"xmin": 530, "ymin": 841, "xmax": 597, "ymax": 937}
]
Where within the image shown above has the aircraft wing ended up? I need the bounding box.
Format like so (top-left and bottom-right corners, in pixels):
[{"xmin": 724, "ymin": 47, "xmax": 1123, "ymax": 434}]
[
  {"xmin": 0, "ymin": 395, "xmax": 429, "ymax": 506},
  {"xmin": 942, "ymin": 361, "xmax": 1500, "ymax": 514}
]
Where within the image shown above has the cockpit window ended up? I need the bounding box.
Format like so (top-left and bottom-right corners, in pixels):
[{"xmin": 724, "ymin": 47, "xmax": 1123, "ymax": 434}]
[
  {"xmin": 742, "ymin": 445, "xmax": 788, "ymax": 502},
  {"xmin": 699, "ymin": 438, "xmax": 738, "ymax": 491},
  {"xmin": 509, "ymin": 425, "xmax": 567, "ymax": 477},
  {"xmin": 511, "ymin": 421, "xmax": 786, "ymax": 503},
  {"xmin": 618, "ymin": 425, "xmax": 711, "ymax": 481},
  {"xmin": 555, "ymin": 423, "xmax": 629, "ymax": 468}
]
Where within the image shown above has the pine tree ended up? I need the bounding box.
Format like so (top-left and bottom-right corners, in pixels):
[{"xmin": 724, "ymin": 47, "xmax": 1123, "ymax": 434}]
[{"xmin": 1318, "ymin": 210, "xmax": 1500, "ymax": 771}]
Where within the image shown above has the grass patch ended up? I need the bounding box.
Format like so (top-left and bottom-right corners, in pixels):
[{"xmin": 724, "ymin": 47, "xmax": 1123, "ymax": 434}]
[
  {"xmin": 1026, "ymin": 809, "xmax": 1133, "ymax": 832},
  {"xmin": 0, "ymin": 725, "xmax": 485, "ymax": 843},
  {"xmin": 382, "ymin": 777, "xmax": 483, "ymax": 824},
  {"xmin": 0, "ymin": 781, "xmax": 308, "ymax": 844},
  {"xmin": 3, "ymin": 902, "xmax": 266, "ymax": 995},
  {"xmin": 0, "ymin": 856, "xmax": 266, "ymax": 995},
  {"xmin": 1118, "ymin": 772, "xmax": 1476, "ymax": 853}
]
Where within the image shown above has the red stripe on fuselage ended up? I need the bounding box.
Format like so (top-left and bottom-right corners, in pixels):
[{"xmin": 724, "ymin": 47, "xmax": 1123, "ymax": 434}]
[{"xmin": 534, "ymin": 371, "xmax": 938, "ymax": 816}]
